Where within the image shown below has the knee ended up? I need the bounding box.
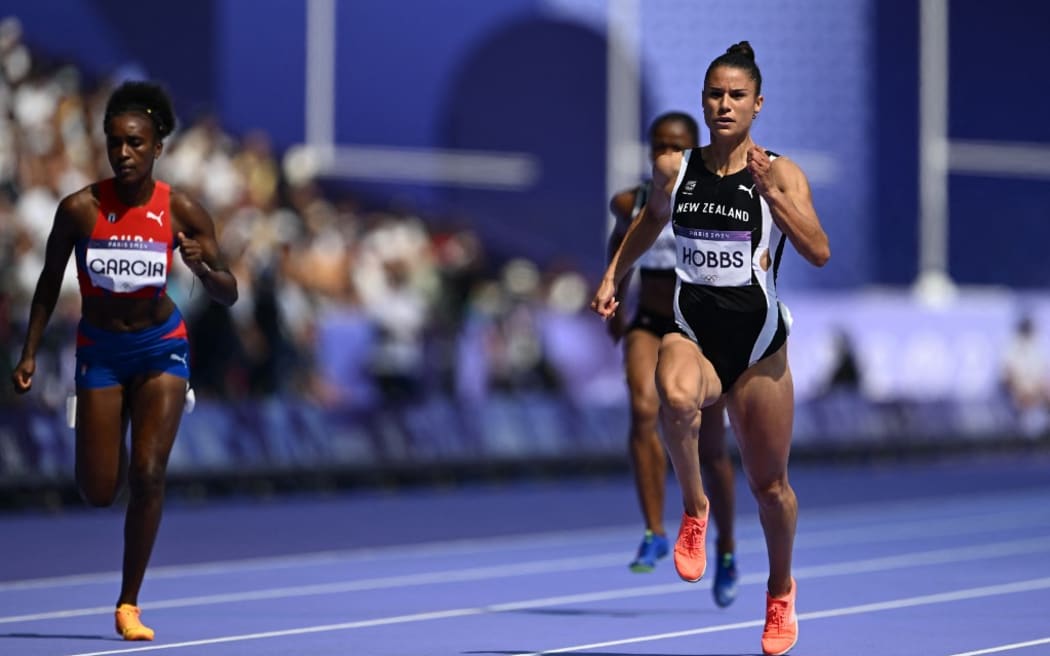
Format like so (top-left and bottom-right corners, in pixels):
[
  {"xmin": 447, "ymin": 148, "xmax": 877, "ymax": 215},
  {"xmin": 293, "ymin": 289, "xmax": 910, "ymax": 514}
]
[
  {"xmin": 750, "ymin": 475, "xmax": 794, "ymax": 509},
  {"xmin": 628, "ymin": 393, "xmax": 660, "ymax": 435},
  {"xmin": 127, "ymin": 462, "xmax": 167, "ymax": 499},
  {"xmin": 78, "ymin": 480, "xmax": 120, "ymax": 508},
  {"xmin": 75, "ymin": 463, "xmax": 122, "ymax": 506},
  {"xmin": 657, "ymin": 382, "xmax": 699, "ymax": 427}
]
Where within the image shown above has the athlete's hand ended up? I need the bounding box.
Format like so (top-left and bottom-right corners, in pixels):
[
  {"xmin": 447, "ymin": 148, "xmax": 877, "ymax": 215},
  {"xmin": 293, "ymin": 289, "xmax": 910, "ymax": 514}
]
[
  {"xmin": 177, "ymin": 232, "xmax": 209, "ymax": 277},
  {"xmin": 11, "ymin": 356, "xmax": 35, "ymax": 394},
  {"xmin": 747, "ymin": 144, "xmax": 775, "ymax": 198},
  {"xmin": 590, "ymin": 277, "xmax": 620, "ymax": 320}
]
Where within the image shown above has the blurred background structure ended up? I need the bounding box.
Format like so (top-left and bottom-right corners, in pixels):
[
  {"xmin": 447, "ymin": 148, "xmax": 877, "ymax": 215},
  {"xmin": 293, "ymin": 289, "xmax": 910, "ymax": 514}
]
[{"xmin": 1, "ymin": 0, "xmax": 1048, "ymax": 501}]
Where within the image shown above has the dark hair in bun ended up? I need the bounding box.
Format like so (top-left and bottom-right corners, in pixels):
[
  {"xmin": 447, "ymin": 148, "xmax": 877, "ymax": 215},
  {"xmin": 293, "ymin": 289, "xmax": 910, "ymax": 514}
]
[{"xmin": 705, "ymin": 40, "xmax": 762, "ymax": 94}]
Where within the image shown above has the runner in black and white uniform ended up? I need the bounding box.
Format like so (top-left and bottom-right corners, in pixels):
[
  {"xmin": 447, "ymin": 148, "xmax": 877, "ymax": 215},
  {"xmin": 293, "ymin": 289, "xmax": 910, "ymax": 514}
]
[{"xmin": 592, "ymin": 42, "xmax": 830, "ymax": 656}]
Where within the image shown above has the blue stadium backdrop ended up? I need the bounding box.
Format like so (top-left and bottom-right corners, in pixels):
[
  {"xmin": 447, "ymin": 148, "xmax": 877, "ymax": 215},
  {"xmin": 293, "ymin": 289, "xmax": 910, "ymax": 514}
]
[{"xmin": 3, "ymin": 0, "xmax": 1050, "ymax": 485}]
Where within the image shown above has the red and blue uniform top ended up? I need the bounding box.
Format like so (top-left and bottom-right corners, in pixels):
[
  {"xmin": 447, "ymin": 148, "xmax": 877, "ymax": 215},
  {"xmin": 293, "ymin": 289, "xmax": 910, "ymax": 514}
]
[{"xmin": 75, "ymin": 179, "xmax": 174, "ymax": 299}]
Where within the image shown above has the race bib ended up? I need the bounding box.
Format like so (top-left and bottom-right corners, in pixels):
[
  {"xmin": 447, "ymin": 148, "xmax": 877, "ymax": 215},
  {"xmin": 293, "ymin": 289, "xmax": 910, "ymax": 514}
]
[
  {"xmin": 674, "ymin": 227, "xmax": 751, "ymax": 287},
  {"xmin": 85, "ymin": 238, "xmax": 168, "ymax": 293}
]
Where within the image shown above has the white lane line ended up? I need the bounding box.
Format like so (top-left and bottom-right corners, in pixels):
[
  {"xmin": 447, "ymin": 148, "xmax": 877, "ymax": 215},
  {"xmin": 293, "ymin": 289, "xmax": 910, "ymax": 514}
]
[
  {"xmin": 948, "ymin": 637, "xmax": 1050, "ymax": 656},
  {"xmin": 0, "ymin": 532, "xmax": 1040, "ymax": 630},
  {"xmin": 62, "ymin": 576, "xmax": 1050, "ymax": 656},
  {"xmin": 0, "ymin": 553, "xmax": 624, "ymax": 624},
  {"xmin": 67, "ymin": 607, "xmax": 486, "ymax": 656},
  {"xmin": 0, "ymin": 524, "xmax": 638, "ymax": 592},
  {"xmin": 6, "ymin": 529, "xmax": 1050, "ymax": 625},
  {"xmin": 510, "ymin": 578, "xmax": 1050, "ymax": 656},
  {"xmin": 8, "ymin": 480, "xmax": 1048, "ymax": 593},
  {"xmin": 6, "ymin": 501, "xmax": 1048, "ymax": 593},
  {"xmin": 795, "ymin": 508, "xmax": 1050, "ymax": 551},
  {"xmin": 795, "ymin": 485, "xmax": 1050, "ymax": 525}
]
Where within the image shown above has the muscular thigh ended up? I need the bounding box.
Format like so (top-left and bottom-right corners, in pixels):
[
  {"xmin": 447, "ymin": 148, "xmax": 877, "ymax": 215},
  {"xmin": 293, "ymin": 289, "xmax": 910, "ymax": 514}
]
[
  {"xmin": 726, "ymin": 345, "xmax": 794, "ymax": 482},
  {"xmin": 127, "ymin": 372, "xmax": 186, "ymax": 467},
  {"xmin": 76, "ymin": 385, "xmax": 129, "ymax": 481},
  {"xmin": 655, "ymin": 332, "xmax": 722, "ymax": 409}
]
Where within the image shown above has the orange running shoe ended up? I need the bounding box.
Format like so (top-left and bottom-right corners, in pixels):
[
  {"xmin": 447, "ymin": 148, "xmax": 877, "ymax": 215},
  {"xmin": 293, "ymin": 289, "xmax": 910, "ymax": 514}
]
[
  {"xmin": 672, "ymin": 509, "xmax": 708, "ymax": 582},
  {"xmin": 115, "ymin": 603, "xmax": 155, "ymax": 641},
  {"xmin": 761, "ymin": 578, "xmax": 798, "ymax": 655}
]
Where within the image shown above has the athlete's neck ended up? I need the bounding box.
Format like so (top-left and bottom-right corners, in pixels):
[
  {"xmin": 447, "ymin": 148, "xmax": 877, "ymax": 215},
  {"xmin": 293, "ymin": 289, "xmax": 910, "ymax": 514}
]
[
  {"xmin": 114, "ymin": 179, "xmax": 156, "ymax": 207},
  {"xmin": 703, "ymin": 135, "xmax": 755, "ymax": 177}
]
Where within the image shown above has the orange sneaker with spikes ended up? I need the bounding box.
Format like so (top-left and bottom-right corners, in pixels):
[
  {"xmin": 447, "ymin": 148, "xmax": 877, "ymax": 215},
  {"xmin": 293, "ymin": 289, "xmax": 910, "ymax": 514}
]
[
  {"xmin": 115, "ymin": 604, "xmax": 154, "ymax": 641},
  {"xmin": 761, "ymin": 578, "xmax": 798, "ymax": 655},
  {"xmin": 672, "ymin": 509, "xmax": 708, "ymax": 582}
]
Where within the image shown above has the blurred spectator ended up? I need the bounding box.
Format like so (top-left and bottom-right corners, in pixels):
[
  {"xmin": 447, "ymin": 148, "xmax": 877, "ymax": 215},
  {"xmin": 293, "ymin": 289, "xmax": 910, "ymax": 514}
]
[
  {"xmin": 427, "ymin": 221, "xmax": 485, "ymax": 393},
  {"xmin": 820, "ymin": 328, "xmax": 863, "ymax": 397},
  {"xmin": 366, "ymin": 258, "xmax": 428, "ymax": 402},
  {"xmin": 354, "ymin": 213, "xmax": 434, "ymax": 403},
  {"xmin": 0, "ymin": 32, "xmax": 600, "ymax": 417},
  {"xmin": 1001, "ymin": 315, "xmax": 1050, "ymax": 437},
  {"xmin": 482, "ymin": 259, "xmax": 561, "ymax": 393}
]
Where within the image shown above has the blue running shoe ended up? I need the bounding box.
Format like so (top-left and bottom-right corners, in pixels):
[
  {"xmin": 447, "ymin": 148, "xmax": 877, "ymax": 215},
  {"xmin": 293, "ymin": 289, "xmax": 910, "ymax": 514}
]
[
  {"xmin": 713, "ymin": 552, "xmax": 739, "ymax": 607},
  {"xmin": 629, "ymin": 530, "xmax": 670, "ymax": 572}
]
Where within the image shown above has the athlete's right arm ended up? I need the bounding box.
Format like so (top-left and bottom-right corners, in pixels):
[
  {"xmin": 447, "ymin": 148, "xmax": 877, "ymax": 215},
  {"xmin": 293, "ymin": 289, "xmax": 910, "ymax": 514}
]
[
  {"xmin": 606, "ymin": 191, "xmax": 635, "ymax": 264},
  {"xmin": 646, "ymin": 150, "xmax": 681, "ymax": 223},
  {"xmin": 12, "ymin": 194, "xmax": 82, "ymax": 393},
  {"xmin": 591, "ymin": 152, "xmax": 681, "ymax": 320},
  {"xmin": 604, "ymin": 191, "xmax": 636, "ymax": 339}
]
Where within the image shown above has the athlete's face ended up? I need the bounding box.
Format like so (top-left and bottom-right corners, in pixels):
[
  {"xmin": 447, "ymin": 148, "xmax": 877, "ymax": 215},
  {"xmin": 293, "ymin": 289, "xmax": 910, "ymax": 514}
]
[
  {"xmin": 649, "ymin": 120, "xmax": 697, "ymax": 163},
  {"xmin": 105, "ymin": 113, "xmax": 161, "ymax": 185},
  {"xmin": 701, "ymin": 66, "xmax": 763, "ymax": 140}
]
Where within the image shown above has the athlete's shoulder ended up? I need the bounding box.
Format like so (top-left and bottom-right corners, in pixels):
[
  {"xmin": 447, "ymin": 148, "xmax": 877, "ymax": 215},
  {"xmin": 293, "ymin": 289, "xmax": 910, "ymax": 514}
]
[
  {"xmin": 611, "ymin": 184, "xmax": 642, "ymax": 203},
  {"xmin": 766, "ymin": 152, "xmax": 811, "ymax": 191},
  {"xmin": 60, "ymin": 182, "xmax": 102, "ymax": 217},
  {"xmin": 610, "ymin": 184, "xmax": 643, "ymax": 217},
  {"xmin": 766, "ymin": 150, "xmax": 803, "ymax": 174},
  {"xmin": 167, "ymin": 185, "xmax": 215, "ymax": 234},
  {"xmin": 167, "ymin": 185, "xmax": 203, "ymax": 213}
]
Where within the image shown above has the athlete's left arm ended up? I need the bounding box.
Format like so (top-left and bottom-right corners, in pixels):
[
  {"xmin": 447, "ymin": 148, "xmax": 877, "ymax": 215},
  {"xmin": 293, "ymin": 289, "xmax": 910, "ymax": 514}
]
[
  {"xmin": 748, "ymin": 146, "xmax": 830, "ymax": 267},
  {"xmin": 170, "ymin": 190, "xmax": 239, "ymax": 306}
]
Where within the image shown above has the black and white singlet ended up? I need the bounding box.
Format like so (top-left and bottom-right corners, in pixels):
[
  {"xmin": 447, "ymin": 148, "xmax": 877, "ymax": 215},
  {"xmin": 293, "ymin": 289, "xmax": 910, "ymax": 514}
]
[{"xmin": 670, "ymin": 147, "xmax": 792, "ymax": 391}]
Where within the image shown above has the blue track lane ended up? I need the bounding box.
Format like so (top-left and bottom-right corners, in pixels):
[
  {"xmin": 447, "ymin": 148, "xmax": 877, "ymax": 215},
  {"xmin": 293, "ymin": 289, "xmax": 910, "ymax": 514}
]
[{"xmin": 1, "ymin": 452, "xmax": 1049, "ymax": 656}]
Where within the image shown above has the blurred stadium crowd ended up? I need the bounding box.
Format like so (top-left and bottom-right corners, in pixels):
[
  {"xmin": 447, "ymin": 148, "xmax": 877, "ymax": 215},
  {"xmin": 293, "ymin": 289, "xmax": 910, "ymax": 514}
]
[
  {"xmin": 2, "ymin": 14, "xmax": 1048, "ymax": 475},
  {"xmin": 0, "ymin": 18, "xmax": 596, "ymax": 415}
]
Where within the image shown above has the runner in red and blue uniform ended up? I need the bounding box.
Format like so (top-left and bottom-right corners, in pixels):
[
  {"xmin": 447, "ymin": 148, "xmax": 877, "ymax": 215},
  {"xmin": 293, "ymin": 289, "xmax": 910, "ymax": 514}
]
[{"xmin": 11, "ymin": 80, "xmax": 238, "ymax": 641}]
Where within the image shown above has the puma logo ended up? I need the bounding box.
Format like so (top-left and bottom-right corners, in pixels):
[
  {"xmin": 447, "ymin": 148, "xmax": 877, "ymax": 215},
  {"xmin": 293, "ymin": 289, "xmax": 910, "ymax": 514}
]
[
  {"xmin": 146, "ymin": 210, "xmax": 165, "ymax": 226},
  {"xmin": 737, "ymin": 184, "xmax": 756, "ymax": 199}
]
